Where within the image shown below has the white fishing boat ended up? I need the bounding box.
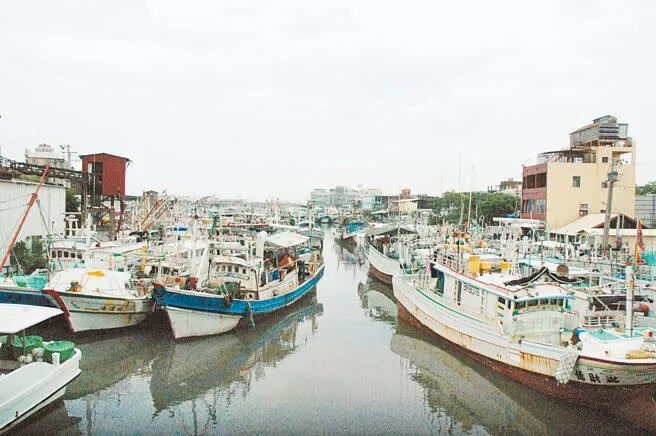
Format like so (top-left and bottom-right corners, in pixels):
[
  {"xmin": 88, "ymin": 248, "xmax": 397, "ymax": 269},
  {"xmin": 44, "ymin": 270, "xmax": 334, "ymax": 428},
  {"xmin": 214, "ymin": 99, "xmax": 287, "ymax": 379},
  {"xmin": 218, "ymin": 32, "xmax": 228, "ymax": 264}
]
[
  {"xmin": 362, "ymin": 226, "xmax": 417, "ymax": 284},
  {"xmin": 43, "ymin": 269, "xmax": 154, "ymax": 333},
  {"xmin": 0, "ymin": 304, "xmax": 81, "ymax": 433},
  {"xmin": 393, "ymin": 249, "xmax": 656, "ymax": 431}
]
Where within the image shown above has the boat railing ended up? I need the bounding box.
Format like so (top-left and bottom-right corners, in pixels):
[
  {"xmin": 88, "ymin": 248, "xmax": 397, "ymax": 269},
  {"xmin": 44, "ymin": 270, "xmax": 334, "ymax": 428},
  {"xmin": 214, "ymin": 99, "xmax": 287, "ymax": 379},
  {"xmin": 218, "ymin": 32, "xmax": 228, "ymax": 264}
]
[{"xmin": 583, "ymin": 313, "xmax": 622, "ymax": 329}]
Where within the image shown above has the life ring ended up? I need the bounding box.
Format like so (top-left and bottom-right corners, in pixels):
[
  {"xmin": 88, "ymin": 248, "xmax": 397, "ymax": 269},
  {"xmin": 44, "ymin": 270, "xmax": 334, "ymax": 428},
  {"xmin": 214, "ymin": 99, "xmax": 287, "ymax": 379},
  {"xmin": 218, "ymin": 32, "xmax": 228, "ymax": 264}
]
[{"xmin": 223, "ymin": 294, "xmax": 233, "ymax": 308}]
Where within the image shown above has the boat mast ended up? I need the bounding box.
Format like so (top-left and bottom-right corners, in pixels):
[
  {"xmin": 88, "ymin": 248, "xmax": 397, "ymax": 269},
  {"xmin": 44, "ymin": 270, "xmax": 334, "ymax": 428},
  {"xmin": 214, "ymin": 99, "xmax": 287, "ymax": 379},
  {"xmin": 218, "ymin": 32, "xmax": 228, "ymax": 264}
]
[{"xmin": 0, "ymin": 164, "xmax": 50, "ymax": 271}]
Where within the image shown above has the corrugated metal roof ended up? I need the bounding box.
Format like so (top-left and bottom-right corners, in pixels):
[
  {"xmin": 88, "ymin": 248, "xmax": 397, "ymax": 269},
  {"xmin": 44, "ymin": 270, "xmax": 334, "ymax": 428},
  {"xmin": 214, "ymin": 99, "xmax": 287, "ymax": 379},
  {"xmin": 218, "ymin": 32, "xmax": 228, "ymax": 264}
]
[
  {"xmin": 79, "ymin": 152, "xmax": 131, "ymax": 161},
  {"xmin": 552, "ymin": 213, "xmax": 616, "ymax": 235}
]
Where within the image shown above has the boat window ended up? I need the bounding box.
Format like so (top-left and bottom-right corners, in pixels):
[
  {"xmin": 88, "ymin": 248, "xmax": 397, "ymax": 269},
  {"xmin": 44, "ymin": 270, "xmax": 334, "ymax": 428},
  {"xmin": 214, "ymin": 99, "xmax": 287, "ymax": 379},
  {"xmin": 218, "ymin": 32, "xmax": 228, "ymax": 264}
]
[
  {"xmin": 507, "ymin": 299, "xmax": 512, "ymax": 309},
  {"xmin": 456, "ymin": 281, "xmax": 462, "ymax": 305},
  {"xmin": 51, "ymin": 251, "xmax": 56, "ymax": 258},
  {"xmin": 516, "ymin": 301, "xmax": 526, "ymax": 309},
  {"xmin": 58, "ymin": 250, "xmax": 63, "ymax": 258},
  {"xmin": 77, "ymin": 253, "xmax": 82, "ymax": 259}
]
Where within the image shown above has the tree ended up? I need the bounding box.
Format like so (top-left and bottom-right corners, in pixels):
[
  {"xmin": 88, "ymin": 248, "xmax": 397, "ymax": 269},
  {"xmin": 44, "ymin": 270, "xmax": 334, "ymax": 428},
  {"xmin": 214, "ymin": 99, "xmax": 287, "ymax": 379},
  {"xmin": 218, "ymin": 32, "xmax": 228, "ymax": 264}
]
[
  {"xmin": 9, "ymin": 238, "xmax": 47, "ymax": 274},
  {"xmin": 637, "ymin": 182, "xmax": 656, "ymax": 195},
  {"xmin": 432, "ymin": 191, "xmax": 518, "ymax": 225},
  {"xmin": 65, "ymin": 188, "xmax": 80, "ymax": 212},
  {"xmin": 477, "ymin": 193, "xmax": 518, "ymax": 224}
]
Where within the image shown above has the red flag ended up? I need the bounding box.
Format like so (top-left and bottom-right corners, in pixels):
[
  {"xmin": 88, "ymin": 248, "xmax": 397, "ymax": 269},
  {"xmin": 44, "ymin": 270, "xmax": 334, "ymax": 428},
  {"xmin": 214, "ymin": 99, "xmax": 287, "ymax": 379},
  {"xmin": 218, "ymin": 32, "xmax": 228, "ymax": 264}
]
[{"xmin": 638, "ymin": 219, "xmax": 645, "ymax": 251}]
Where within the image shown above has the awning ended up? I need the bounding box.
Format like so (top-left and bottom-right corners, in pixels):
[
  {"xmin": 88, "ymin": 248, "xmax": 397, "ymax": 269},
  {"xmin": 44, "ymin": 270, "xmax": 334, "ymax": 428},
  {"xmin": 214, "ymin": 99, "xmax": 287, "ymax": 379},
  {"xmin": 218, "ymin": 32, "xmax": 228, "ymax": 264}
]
[
  {"xmin": 266, "ymin": 231, "xmax": 309, "ymax": 248},
  {"xmin": 366, "ymin": 225, "xmax": 416, "ymax": 237},
  {"xmin": 0, "ymin": 303, "xmax": 63, "ymax": 334}
]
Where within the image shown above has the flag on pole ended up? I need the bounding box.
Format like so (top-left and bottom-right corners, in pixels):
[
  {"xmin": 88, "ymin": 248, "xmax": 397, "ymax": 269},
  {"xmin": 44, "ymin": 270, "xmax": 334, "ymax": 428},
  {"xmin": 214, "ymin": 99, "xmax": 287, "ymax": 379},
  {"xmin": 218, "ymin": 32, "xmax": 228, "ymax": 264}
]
[{"xmin": 634, "ymin": 219, "xmax": 645, "ymax": 266}]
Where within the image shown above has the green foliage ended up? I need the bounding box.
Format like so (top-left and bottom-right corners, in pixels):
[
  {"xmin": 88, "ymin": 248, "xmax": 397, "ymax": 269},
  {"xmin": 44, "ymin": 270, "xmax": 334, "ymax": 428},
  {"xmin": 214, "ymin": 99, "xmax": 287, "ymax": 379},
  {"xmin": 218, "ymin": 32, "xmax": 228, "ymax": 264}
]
[
  {"xmin": 433, "ymin": 191, "xmax": 518, "ymax": 225},
  {"xmin": 9, "ymin": 238, "xmax": 47, "ymax": 274},
  {"xmin": 65, "ymin": 188, "xmax": 80, "ymax": 213},
  {"xmin": 637, "ymin": 182, "xmax": 656, "ymax": 195}
]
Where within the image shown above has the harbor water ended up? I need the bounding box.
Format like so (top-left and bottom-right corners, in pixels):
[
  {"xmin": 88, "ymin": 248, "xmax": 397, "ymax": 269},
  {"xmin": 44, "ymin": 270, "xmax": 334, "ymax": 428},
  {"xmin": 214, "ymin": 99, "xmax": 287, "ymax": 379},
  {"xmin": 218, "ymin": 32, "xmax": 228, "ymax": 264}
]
[{"xmin": 16, "ymin": 235, "xmax": 646, "ymax": 435}]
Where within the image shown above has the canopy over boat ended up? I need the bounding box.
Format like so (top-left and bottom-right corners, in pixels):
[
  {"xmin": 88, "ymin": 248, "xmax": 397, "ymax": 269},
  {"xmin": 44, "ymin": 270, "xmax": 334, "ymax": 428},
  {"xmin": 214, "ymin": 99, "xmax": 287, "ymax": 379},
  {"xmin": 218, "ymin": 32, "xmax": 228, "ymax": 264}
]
[
  {"xmin": 266, "ymin": 231, "xmax": 309, "ymax": 248},
  {"xmin": 0, "ymin": 303, "xmax": 63, "ymax": 334},
  {"xmin": 366, "ymin": 225, "xmax": 416, "ymax": 237}
]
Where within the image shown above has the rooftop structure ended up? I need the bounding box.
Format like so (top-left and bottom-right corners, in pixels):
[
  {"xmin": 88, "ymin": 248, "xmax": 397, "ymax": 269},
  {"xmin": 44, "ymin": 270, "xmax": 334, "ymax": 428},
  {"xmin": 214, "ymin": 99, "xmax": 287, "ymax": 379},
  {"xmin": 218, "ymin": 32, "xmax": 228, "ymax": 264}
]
[{"xmin": 522, "ymin": 116, "xmax": 635, "ymax": 229}]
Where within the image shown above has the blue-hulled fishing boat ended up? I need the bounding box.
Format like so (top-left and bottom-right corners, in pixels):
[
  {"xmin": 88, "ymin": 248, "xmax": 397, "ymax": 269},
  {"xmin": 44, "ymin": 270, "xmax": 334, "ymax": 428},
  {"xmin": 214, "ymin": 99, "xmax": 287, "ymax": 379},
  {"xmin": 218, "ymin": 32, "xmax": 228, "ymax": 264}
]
[
  {"xmin": 0, "ymin": 274, "xmax": 56, "ymax": 308},
  {"xmin": 152, "ymin": 230, "xmax": 325, "ymax": 339}
]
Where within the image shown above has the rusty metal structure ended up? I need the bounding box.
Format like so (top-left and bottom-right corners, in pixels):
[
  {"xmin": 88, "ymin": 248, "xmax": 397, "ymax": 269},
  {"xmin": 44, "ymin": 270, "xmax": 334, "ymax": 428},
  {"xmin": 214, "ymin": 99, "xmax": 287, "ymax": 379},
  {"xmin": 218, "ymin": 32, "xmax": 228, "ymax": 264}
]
[{"xmin": 0, "ymin": 153, "xmax": 128, "ymax": 238}]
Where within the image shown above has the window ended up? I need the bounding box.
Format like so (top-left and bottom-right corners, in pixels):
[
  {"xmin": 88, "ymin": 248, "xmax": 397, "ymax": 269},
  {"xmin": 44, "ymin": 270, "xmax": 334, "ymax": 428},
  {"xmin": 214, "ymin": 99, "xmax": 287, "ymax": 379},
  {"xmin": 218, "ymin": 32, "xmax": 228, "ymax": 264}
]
[
  {"xmin": 572, "ymin": 176, "xmax": 581, "ymax": 188},
  {"xmin": 601, "ymin": 181, "xmax": 608, "ymax": 188},
  {"xmin": 602, "ymin": 156, "xmax": 609, "ymax": 163},
  {"xmin": 456, "ymin": 281, "xmax": 462, "ymax": 305},
  {"xmin": 580, "ymin": 204, "xmax": 588, "ymax": 217},
  {"xmin": 522, "ymin": 199, "xmax": 546, "ymax": 214}
]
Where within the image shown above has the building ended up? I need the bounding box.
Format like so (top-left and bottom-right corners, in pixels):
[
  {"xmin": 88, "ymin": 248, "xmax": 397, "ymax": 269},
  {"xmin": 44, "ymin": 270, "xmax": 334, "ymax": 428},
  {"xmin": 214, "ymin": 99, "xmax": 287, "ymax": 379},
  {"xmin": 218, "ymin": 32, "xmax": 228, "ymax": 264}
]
[
  {"xmin": 388, "ymin": 189, "xmax": 418, "ymax": 213},
  {"xmin": 521, "ymin": 115, "xmax": 635, "ymax": 229},
  {"xmin": 488, "ymin": 178, "xmax": 522, "ymax": 197},
  {"xmin": 25, "ymin": 144, "xmax": 70, "ymax": 187},
  {"xmin": 636, "ymin": 195, "xmax": 656, "ymax": 228},
  {"xmin": 0, "ymin": 179, "xmax": 66, "ymax": 273},
  {"xmin": 309, "ymin": 185, "xmax": 383, "ymax": 209},
  {"xmin": 309, "ymin": 188, "xmax": 330, "ymax": 206},
  {"xmin": 80, "ymin": 153, "xmax": 130, "ymax": 198}
]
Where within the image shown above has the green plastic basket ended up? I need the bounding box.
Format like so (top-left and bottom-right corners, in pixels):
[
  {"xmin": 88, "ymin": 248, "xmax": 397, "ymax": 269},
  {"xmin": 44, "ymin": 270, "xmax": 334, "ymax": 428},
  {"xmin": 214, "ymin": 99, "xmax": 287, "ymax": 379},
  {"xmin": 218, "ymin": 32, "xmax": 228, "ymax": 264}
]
[
  {"xmin": 11, "ymin": 335, "xmax": 43, "ymax": 358},
  {"xmin": 45, "ymin": 340, "xmax": 76, "ymax": 364}
]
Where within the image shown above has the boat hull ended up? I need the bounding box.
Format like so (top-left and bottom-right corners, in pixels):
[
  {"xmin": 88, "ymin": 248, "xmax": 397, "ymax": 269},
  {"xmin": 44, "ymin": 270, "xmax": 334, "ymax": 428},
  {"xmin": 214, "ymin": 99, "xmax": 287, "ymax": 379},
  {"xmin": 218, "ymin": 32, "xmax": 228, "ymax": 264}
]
[
  {"xmin": 394, "ymin": 280, "xmax": 656, "ymax": 432},
  {"xmin": 43, "ymin": 290, "xmax": 155, "ymax": 332},
  {"xmin": 153, "ymin": 265, "xmax": 325, "ymax": 338},
  {"xmin": 155, "ymin": 264, "xmax": 325, "ymax": 317},
  {"xmin": 362, "ymin": 240, "xmax": 400, "ymax": 284},
  {"xmin": 1, "ymin": 350, "xmax": 81, "ymax": 434},
  {"xmin": 0, "ymin": 286, "xmax": 56, "ymax": 308},
  {"xmin": 165, "ymin": 306, "xmax": 242, "ymax": 339}
]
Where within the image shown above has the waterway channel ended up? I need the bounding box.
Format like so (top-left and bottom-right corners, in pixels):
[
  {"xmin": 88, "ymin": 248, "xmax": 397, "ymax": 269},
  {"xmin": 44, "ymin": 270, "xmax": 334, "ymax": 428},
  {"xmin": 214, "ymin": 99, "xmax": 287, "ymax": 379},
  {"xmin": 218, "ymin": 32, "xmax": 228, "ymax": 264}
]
[{"xmin": 15, "ymin": 234, "xmax": 645, "ymax": 435}]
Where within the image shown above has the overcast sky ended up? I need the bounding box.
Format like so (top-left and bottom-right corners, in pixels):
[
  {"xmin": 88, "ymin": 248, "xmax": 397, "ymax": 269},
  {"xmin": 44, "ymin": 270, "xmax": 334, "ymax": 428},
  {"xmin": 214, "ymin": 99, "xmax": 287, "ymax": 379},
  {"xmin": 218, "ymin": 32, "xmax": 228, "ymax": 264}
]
[{"xmin": 1, "ymin": 1, "xmax": 655, "ymax": 201}]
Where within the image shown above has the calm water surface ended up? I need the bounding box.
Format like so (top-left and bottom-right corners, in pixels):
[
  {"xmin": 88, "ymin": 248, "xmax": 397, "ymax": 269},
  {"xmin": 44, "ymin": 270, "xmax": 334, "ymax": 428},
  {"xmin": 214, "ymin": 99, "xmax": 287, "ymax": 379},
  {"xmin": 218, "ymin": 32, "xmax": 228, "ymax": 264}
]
[{"xmin": 16, "ymin": 235, "xmax": 645, "ymax": 435}]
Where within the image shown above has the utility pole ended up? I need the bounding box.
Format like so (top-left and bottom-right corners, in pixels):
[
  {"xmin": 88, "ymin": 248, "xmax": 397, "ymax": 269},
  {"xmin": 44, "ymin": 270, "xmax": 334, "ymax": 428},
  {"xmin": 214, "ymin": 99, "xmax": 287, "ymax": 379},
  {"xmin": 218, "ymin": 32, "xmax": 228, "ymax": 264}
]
[{"xmin": 602, "ymin": 167, "xmax": 619, "ymax": 258}]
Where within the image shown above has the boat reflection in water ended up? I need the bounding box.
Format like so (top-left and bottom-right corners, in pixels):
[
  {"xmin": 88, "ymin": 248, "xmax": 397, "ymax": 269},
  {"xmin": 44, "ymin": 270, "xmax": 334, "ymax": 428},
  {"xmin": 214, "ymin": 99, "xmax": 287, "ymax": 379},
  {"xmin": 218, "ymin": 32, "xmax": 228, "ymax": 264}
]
[
  {"xmin": 358, "ymin": 278, "xmax": 643, "ymax": 435},
  {"xmin": 11, "ymin": 399, "xmax": 81, "ymax": 436},
  {"xmin": 149, "ymin": 293, "xmax": 323, "ymax": 429},
  {"xmin": 357, "ymin": 278, "xmax": 397, "ymax": 326}
]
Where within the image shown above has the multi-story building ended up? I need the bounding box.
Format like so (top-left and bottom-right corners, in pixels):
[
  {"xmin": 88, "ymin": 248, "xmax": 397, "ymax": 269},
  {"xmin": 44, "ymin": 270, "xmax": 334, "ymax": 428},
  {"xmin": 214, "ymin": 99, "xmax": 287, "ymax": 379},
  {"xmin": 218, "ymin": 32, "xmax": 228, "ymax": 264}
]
[
  {"xmin": 521, "ymin": 115, "xmax": 635, "ymax": 229},
  {"xmin": 309, "ymin": 188, "xmax": 330, "ymax": 206},
  {"xmin": 488, "ymin": 178, "xmax": 522, "ymax": 197},
  {"xmin": 309, "ymin": 185, "xmax": 382, "ymax": 209},
  {"xmin": 25, "ymin": 144, "xmax": 71, "ymax": 187}
]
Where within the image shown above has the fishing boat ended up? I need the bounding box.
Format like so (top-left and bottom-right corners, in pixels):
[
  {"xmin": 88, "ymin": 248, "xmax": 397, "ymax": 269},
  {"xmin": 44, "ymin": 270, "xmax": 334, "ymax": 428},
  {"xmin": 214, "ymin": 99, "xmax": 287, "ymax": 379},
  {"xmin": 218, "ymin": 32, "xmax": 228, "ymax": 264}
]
[
  {"xmin": 0, "ymin": 304, "xmax": 81, "ymax": 433},
  {"xmin": 334, "ymin": 219, "xmax": 366, "ymax": 247},
  {"xmin": 152, "ymin": 231, "xmax": 325, "ymax": 339},
  {"xmin": 0, "ymin": 274, "xmax": 56, "ymax": 308},
  {"xmin": 361, "ymin": 226, "xmax": 417, "ymax": 284},
  {"xmin": 393, "ymin": 248, "xmax": 656, "ymax": 431},
  {"xmin": 42, "ymin": 268, "xmax": 155, "ymax": 333}
]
